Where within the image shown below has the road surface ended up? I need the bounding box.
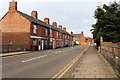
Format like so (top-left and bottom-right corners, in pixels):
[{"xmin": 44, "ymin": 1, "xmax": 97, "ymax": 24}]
[{"xmin": 2, "ymin": 45, "xmax": 88, "ymax": 78}]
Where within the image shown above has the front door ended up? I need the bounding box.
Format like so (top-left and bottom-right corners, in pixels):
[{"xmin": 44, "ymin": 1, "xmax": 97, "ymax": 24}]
[
  {"xmin": 38, "ymin": 39, "xmax": 41, "ymax": 51},
  {"xmin": 42, "ymin": 40, "xmax": 44, "ymax": 50}
]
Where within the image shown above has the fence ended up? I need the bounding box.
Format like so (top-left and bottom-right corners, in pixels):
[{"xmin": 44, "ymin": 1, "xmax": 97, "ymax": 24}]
[
  {"xmin": 2, "ymin": 45, "xmax": 24, "ymax": 53},
  {"xmin": 101, "ymin": 42, "xmax": 120, "ymax": 76}
]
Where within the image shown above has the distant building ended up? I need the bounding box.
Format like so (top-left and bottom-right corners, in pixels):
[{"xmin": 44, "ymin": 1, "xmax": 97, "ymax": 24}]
[{"xmin": 73, "ymin": 32, "xmax": 94, "ymax": 45}]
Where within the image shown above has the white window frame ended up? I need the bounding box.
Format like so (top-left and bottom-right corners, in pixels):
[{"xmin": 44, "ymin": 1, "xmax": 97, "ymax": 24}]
[
  {"xmin": 65, "ymin": 35, "xmax": 66, "ymax": 38},
  {"xmin": 57, "ymin": 32, "xmax": 58, "ymax": 38},
  {"xmin": 59, "ymin": 33, "xmax": 61, "ymax": 38},
  {"xmin": 50, "ymin": 29, "xmax": 52, "ymax": 37},
  {"xmin": 33, "ymin": 25, "xmax": 37, "ymax": 34},
  {"xmin": 45, "ymin": 29, "xmax": 48, "ymax": 36}
]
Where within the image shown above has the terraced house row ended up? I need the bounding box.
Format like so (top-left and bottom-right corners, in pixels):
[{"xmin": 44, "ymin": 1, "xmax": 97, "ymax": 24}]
[{"xmin": 1, "ymin": 1, "xmax": 74, "ymax": 52}]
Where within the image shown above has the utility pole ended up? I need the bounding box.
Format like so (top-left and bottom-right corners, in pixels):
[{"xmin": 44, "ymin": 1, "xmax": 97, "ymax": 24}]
[{"xmin": 100, "ymin": 0, "xmax": 102, "ymax": 8}]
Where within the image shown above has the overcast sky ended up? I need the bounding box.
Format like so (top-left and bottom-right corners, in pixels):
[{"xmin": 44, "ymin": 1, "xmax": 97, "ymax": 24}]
[{"xmin": 0, "ymin": 0, "xmax": 119, "ymax": 38}]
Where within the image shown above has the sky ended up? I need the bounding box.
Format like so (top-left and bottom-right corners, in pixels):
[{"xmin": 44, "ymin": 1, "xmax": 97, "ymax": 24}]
[{"xmin": 0, "ymin": 0, "xmax": 120, "ymax": 38}]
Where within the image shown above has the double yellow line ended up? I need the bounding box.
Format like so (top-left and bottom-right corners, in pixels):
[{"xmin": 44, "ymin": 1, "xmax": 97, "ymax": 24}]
[{"xmin": 51, "ymin": 47, "xmax": 89, "ymax": 80}]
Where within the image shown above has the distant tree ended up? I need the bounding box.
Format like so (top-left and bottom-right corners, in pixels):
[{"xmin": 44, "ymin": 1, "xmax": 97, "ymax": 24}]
[{"xmin": 91, "ymin": 1, "xmax": 120, "ymax": 45}]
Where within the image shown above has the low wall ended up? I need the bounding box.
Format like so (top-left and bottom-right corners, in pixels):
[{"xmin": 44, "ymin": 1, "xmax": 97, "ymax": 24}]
[{"xmin": 101, "ymin": 42, "xmax": 120, "ymax": 76}]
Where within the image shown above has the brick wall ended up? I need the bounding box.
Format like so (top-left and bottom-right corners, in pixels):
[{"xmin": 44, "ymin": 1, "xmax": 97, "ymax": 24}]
[{"xmin": 1, "ymin": 11, "xmax": 31, "ymax": 51}]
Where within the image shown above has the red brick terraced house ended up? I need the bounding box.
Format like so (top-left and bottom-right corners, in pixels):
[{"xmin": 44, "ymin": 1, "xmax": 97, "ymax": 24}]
[
  {"xmin": 73, "ymin": 32, "xmax": 94, "ymax": 45},
  {"xmin": 1, "ymin": 1, "xmax": 74, "ymax": 52}
]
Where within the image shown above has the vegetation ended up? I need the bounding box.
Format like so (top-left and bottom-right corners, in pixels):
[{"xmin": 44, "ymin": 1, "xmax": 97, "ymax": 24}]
[{"xmin": 91, "ymin": 2, "xmax": 120, "ymax": 45}]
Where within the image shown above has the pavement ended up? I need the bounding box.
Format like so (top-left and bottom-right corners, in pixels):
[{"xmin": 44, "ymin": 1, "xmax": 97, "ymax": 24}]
[
  {"xmin": 2, "ymin": 46, "xmax": 119, "ymax": 79},
  {"xmin": 0, "ymin": 51, "xmax": 31, "ymax": 57},
  {"xmin": 2, "ymin": 45, "xmax": 88, "ymax": 78},
  {"xmin": 63, "ymin": 47, "xmax": 119, "ymax": 79}
]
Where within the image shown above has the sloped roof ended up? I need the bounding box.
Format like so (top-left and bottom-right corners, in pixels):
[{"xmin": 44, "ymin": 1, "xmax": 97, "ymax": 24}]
[
  {"xmin": 73, "ymin": 34, "xmax": 81, "ymax": 37},
  {"xmin": 85, "ymin": 37, "xmax": 92, "ymax": 39},
  {"xmin": 16, "ymin": 11, "xmax": 72, "ymax": 35},
  {"xmin": 1, "ymin": 10, "xmax": 73, "ymax": 36}
]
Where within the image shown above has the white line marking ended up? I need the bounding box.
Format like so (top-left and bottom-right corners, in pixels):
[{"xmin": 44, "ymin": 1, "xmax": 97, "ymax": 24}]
[{"xmin": 22, "ymin": 55, "xmax": 47, "ymax": 63}]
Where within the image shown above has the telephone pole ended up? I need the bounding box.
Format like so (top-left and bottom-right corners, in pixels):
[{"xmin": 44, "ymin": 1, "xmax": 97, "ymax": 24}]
[{"xmin": 100, "ymin": 0, "xmax": 102, "ymax": 8}]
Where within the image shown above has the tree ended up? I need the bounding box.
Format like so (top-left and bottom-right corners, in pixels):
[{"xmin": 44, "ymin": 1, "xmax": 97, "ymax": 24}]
[{"xmin": 91, "ymin": 1, "xmax": 120, "ymax": 45}]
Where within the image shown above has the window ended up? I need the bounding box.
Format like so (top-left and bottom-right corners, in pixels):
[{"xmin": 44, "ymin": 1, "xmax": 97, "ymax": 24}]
[
  {"xmin": 59, "ymin": 33, "xmax": 61, "ymax": 38},
  {"xmin": 63, "ymin": 34, "xmax": 65, "ymax": 39},
  {"xmin": 68, "ymin": 36, "xmax": 69, "ymax": 39},
  {"xmin": 50, "ymin": 29, "xmax": 52, "ymax": 37},
  {"xmin": 33, "ymin": 25, "xmax": 37, "ymax": 34},
  {"xmin": 45, "ymin": 40, "xmax": 47, "ymax": 45},
  {"xmin": 65, "ymin": 35, "xmax": 66, "ymax": 38},
  {"xmin": 57, "ymin": 32, "xmax": 58, "ymax": 38},
  {"xmin": 10, "ymin": 40, "xmax": 12, "ymax": 45},
  {"xmin": 33, "ymin": 39, "xmax": 37, "ymax": 45},
  {"xmin": 45, "ymin": 29, "xmax": 48, "ymax": 36},
  {"xmin": 85, "ymin": 39, "xmax": 88, "ymax": 42}
]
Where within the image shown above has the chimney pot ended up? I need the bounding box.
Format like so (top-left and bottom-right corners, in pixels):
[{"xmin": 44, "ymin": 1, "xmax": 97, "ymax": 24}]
[
  {"xmin": 9, "ymin": 1, "xmax": 17, "ymax": 12},
  {"xmin": 71, "ymin": 31, "xmax": 73, "ymax": 34},
  {"xmin": 63, "ymin": 27, "xmax": 66, "ymax": 31},
  {"xmin": 52, "ymin": 22, "xmax": 57, "ymax": 27},
  {"xmin": 31, "ymin": 11, "xmax": 38, "ymax": 19},
  {"xmin": 81, "ymin": 32, "xmax": 83, "ymax": 35},
  {"xmin": 44, "ymin": 18, "xmax": 50, "ymax": 24},
  {"xmin": 58, "ymin": 25, "xmax": 62, "ymax": 29}
]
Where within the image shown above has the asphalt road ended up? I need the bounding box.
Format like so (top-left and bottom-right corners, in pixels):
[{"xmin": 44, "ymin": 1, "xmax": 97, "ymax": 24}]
[{"xmin": 2, "ymin": 45, "xmax": 88, "ymax": 78}]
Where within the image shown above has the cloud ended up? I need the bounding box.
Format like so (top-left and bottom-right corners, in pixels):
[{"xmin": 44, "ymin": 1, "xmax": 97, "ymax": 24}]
[
  {"xmin": 82, "ymin": 20, "xmax": 90, "ymax": 23},
  {"xmin": 84, "ymin": 33, "xmax": 93, "ymax": 38}
]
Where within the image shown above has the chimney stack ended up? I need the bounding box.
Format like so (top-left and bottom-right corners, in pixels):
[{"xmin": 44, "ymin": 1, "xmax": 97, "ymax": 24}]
[
  {"xmin": 44, "ymin": 18, "xmax": 50, "ymax": 24},
  {"xmin": 31, "ymin": 11, "xmax": 38, "ymax": 19},
  {"xmin": 59, "ymin": 25, "xmax": 62, "ymax": 29},
  {"xmin": 63, "ymin": 27, "xmax": 66, "ymax": 31},
  {"xmin": 71, "ymin": 31, "xmax": 73, "ymax": 34},
  {"xmin": 9, "ymin": 0, "xmax": 17, "ymax": 12},
  {"xmin": 81, "ymin": 32, "xmax": 83, "ymax": 35},
  {"xmin": 52, "ymin": 22, "xmax": 57, "ymax": 27}
]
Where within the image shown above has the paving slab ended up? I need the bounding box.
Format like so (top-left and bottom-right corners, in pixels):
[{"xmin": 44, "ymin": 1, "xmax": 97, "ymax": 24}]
[{"xmin": 63, "ymin": 46, "xmax": 119, "ymax": 79}]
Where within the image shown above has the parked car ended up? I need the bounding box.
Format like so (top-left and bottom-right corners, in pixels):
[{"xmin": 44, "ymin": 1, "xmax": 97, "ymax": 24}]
[{"xmin": 90, "ymin": 43, "xmax": 94, "ymax": 47}]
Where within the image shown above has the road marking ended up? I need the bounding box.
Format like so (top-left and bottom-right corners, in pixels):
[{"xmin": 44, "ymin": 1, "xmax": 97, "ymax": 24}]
[
  {"xmin": 55, "ymin": 51, "xmax": 63, "ymax": 54},
  {"xmin": 51, "ymin": 47, "xmax": 89, "ymax": 79},
  {"xmin": 21, "ymin": 55, "xmax": 47, "ymax": 63}
]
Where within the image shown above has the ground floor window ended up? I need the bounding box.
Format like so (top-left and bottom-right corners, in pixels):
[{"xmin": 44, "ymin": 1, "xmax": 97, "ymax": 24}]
[
  {"xmin": 33, "ymin": 38, "xmax": 37, "ymax": 46},
  {"xmin": 10, "ymin": 40, "xmax": 12, "ymax": 45}
]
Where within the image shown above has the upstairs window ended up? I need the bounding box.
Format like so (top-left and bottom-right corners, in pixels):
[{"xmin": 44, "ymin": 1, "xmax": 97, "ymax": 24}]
[
  {"xmin": 59, "ymin": 33, "xmax": 61, "ymax": 38},
  {"xmin": 50, "ymin": 29, "xmax": 52, "ymax": 37},
  {"xmin": 57, "ymin": 32, "xmax": 58, "ymax": 38},
  {"xmin": 33, "ymin": 25, "xmax": 37, "ymax": 34},
  {"xmin": 45, "ymin": 29, "xmax": 48, "ymax": 36},
  {"xmin": 63, "ymin": 34, "xmax": 65, "ymax": 38},
  {"xmin": 65, "ymin": 35, "xmax": 66, "ymax": 38}
]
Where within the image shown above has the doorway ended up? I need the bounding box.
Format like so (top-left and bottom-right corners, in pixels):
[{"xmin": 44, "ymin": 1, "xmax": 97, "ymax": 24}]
[
  {"xmin": 42, "ymin": 40, "xmax": 44, "ymax": 50},
  {"xmin": 38, "ymin": 39, "xmax": 41, "ymax": 51}
]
